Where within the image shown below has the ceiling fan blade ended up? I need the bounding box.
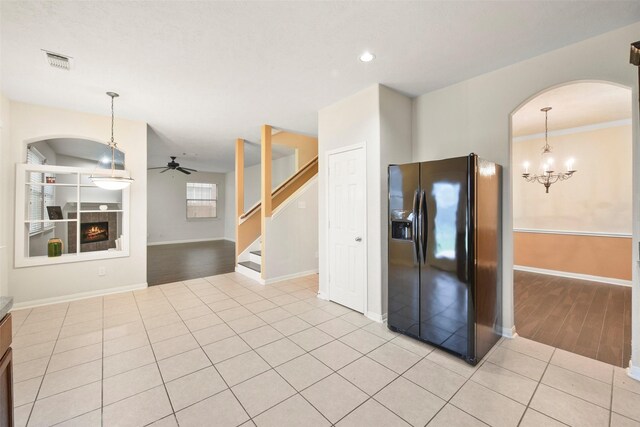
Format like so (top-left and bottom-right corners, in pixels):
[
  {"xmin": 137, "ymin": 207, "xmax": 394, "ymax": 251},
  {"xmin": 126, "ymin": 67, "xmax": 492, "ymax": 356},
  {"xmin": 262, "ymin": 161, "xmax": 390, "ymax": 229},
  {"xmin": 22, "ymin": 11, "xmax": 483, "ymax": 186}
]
[
  {"xmin": 147, "ymin": 166, "xmax": 168, "ymax": 170},
  {"xmin": 177, "ymin": 167, "xmax": 191, "ymax": 175},
  {"xmin": 181, "ymin": 167, "xmax": 198, "ymax": 172},
  {"xmin": 159, "ymin": 168, "xmax": 171, "ymax": 173}
]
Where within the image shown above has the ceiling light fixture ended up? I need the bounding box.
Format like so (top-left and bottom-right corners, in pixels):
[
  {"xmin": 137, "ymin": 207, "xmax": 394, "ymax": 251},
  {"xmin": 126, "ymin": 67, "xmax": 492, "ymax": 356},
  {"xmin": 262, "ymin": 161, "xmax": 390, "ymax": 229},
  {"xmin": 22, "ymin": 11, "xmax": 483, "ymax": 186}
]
[
  {"xmin": 359, "ymin": 51, "xmax": 375, "ymax": 62},
  {"xmin": 521, "ymin": 106, "xmax": 576, "ymax": 193},
  {"xmin": 90, "ymin": 92, "xmax": 134, "ymax": 190}
]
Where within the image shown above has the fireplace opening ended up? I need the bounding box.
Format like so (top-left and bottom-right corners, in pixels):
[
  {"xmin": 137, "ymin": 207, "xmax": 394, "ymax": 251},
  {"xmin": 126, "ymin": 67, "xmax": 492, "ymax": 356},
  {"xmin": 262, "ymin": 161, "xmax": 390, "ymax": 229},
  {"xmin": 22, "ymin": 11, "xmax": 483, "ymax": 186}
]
[{"xmin": 81, "ymin": 222, "xmax": 109, "ymax": 244}]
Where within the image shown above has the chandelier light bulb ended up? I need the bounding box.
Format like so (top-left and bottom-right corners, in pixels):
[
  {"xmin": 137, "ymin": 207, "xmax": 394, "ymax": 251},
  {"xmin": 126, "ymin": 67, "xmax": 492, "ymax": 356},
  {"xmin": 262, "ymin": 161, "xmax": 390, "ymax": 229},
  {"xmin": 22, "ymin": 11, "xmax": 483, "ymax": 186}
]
[
  {"xmin": 523, "ymin": 161, "xmax": 530, "ymax": 174},
  {"xmin": 566, "ymin": 158, "xmax": 575, "ymax": 171}
]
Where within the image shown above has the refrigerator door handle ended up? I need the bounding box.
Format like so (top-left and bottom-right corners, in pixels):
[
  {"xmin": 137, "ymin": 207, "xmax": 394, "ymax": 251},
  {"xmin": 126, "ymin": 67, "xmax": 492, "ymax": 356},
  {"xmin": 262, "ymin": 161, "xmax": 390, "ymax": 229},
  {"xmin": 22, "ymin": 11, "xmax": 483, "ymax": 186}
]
[
  {"xmin": 412, "ymin": 190, "xmax": 420, "ymax": 262},
  {"xmin": 418, "ymin": 190, "xmax": 426, "ymax": 263},
  {"xmin": 421, "ymin": 190, "xmax": 428, "ymax": 263}
]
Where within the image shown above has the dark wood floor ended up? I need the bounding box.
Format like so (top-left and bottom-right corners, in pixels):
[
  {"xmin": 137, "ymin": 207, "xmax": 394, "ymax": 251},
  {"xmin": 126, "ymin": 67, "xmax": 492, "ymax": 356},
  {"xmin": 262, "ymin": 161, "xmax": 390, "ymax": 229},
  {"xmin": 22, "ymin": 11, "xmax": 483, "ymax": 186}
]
[
  {"xmin": 515, "ymin": 270, "xmax": 631, "ymax": 367},
  {"xmin": 147, "ymin": 240, "xmax": 236, "ymax": 286}
]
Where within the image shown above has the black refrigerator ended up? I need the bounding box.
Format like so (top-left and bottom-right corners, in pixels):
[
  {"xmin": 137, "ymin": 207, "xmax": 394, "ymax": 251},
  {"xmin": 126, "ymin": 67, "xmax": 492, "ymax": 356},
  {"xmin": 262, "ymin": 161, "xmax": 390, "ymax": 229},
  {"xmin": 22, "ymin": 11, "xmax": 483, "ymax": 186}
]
[{"xmin": 388, "ymin": 154, "xmax": 502, "ymax": 365}]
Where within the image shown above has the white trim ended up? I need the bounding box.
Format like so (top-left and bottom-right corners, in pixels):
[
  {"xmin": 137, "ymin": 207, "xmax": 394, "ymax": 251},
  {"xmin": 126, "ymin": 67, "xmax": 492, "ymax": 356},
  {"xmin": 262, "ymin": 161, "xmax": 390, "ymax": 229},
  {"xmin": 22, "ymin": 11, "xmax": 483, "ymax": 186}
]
[
  {"xmin": 514, "ymin": 228, "xmax": 631, "ymax": 238},
  {"xmin": 513, "ymin": 118, "xmax": 631, "ymax": 142},
  {"xmin": 11, "ymin": 282, "xmax": 148, "ymax": 310},
  {"xmin": 235, "ymin": 264, "xmax": 263, "ymax": 283},
  {"xmin": 263, "ymin": 269, "xmax": 319, "ymax": 285},
  {"xmin": 500, "ymin": 325, "xmax": 518, "ymax": 338},
  {"xmin": 317, "ymin": 291, "xmax": 329, "ymax": 301},
  {"xmin": 147, "ymin": 237, "xmax": 228, "ymax": 246},
  {"xmin": 365, "ymin": 311, "xmax": 386, "ymax": 324},
  {"xmin": 324, "ymin": 142, "xmax": 368, "ymax": 315},
  {"xmin": 628, "ymin": 361, "xmax": 640, "ymax": 382},
  {"xmin": 514, "ymin": 265, "xmax": 631, "ymax": 287}
]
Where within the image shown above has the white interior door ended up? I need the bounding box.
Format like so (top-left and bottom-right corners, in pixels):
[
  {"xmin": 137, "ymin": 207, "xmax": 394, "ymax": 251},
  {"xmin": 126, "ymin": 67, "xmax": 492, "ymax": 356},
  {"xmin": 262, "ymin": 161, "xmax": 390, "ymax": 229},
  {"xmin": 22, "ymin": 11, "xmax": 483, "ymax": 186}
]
[{"xmin": 328, "ymin": 147, "xmax": 366, "ymax": 312}]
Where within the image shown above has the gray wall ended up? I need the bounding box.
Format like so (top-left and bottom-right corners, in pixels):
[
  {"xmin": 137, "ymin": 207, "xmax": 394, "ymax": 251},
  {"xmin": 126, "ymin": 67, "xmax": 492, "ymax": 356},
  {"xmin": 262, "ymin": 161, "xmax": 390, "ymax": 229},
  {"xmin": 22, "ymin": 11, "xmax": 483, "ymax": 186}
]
[
  {"xmin": 147, "ymin": 170, "xmax": 226, "ymax": 244},
  {"xmin": 244, "ymin": 155, "xmax": 295, "ymax": 209}
]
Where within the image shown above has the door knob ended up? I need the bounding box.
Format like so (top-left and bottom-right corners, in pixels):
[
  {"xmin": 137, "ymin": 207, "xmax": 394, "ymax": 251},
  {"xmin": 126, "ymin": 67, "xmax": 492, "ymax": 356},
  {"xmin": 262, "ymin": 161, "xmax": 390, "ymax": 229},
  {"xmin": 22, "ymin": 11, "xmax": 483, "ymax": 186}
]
[{"xmin": 355, "ymin": 237, "xmax": 362, "ymax": 242}]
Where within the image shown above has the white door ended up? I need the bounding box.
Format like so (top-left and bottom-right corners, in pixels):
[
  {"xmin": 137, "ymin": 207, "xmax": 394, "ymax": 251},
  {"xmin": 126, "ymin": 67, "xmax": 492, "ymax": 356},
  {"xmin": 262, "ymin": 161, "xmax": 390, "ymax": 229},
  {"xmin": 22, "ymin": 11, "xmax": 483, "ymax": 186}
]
[{"xmin": 328, "ymin": 147, "xmax": 366, "ymax": 312}]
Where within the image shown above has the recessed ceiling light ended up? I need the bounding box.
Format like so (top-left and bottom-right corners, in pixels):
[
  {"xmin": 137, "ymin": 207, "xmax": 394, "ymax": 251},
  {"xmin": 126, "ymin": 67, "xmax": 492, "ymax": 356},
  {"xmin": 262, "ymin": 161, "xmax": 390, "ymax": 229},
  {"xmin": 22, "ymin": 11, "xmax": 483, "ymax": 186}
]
[{"xmin": 359, "ymin": 51, "xmax": 375, "ymax": 63}]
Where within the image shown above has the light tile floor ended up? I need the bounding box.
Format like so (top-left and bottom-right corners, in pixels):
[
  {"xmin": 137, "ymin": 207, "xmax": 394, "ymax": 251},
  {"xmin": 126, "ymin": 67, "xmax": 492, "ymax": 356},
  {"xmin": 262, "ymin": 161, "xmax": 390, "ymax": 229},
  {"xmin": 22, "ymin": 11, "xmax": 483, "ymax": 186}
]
[{"xmin": 10, "ymin": 272, "xmax": 640, "ymax": 427}]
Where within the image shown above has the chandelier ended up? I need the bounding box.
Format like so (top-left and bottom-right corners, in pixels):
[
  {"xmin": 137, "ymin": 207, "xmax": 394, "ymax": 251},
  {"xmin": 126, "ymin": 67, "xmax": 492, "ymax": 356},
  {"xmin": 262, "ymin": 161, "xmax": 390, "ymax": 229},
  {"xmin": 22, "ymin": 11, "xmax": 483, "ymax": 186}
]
[
  {"xmin": 90, "ymin": 92, "xmax": 134, "ymax": 190},
  {"xmin": 521, "ymin": 106, "xmax": 576, "ymax": 193}
]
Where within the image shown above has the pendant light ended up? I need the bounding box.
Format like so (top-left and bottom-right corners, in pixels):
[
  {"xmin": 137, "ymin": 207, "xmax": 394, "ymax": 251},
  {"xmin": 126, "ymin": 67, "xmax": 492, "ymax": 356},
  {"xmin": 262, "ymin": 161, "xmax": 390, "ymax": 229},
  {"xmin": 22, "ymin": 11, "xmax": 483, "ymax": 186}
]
[{"xmin": 90, "ymin": 92, "xmax": 134, "ymax": 190}]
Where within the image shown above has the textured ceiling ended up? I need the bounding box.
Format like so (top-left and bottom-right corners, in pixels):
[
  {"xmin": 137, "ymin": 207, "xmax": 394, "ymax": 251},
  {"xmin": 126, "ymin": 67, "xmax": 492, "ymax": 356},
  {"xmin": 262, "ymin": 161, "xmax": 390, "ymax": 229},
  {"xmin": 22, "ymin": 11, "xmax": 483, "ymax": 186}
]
[{"xmin": 2, "ymin": 2, "xmax": 639, "ymax": 172}]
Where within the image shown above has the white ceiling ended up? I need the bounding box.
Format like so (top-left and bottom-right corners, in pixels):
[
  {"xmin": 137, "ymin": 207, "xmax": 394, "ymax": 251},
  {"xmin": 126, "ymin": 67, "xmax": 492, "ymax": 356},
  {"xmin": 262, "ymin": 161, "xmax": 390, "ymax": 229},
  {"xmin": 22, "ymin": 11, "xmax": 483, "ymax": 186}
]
[
  {"xmin": 2, "ymin": 2, "xmax": 639, "ymax": 172},
  {"xmin": 513, "ymin": 82, "xmax": 632, "ymax": 137}
]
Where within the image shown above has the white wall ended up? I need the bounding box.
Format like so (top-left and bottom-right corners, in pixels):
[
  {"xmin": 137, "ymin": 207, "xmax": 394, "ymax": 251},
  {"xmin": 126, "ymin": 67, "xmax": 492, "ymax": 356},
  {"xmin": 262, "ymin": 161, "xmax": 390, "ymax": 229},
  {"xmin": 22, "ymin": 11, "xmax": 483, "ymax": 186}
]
[
  {"xmin": 5, "ymin": 100, "xmax": 148, "ymax": 305},
  {"xmin": 244, "ymin": 155, "xmax": 295, "ymax": 209},
  {"xmin": 147, "ymin": 170, "xmax": 226, "ymax": 244},
  {"xmin": 0, "ymin": 94, "xmax": 11, "ymax": 297},
  {"xmin": 318, "ymin": 84, "xmax": 412, "ymax": 320},
  {"xmin": 411, "ymin": 22, "xmax": 639, "ymax": 372},
  {"xmin": 379, "ymin": 85, "xmax": 413, "ymax": 314},
  {"xmin": 224, "ymin": 170, "xmax": 235, "ymax": 241},
  {"xmin": 264, "ymin": 178, "xmax": 318, "ymax": 281}
]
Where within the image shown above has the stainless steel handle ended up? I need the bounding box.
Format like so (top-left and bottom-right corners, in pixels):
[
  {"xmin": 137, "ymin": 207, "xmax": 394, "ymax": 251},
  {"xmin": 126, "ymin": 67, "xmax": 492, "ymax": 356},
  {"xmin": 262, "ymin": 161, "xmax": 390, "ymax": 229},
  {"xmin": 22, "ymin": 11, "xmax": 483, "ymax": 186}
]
[
  {"xmin": 418, "ymin": 190, "xmax": 425, "ymax": 263},
  {"xmin": 355, "ymin": 237, "xmax": 362, "ymax": 242},
  {"xmin": 421, "ymin": 190, "xmax": 428, "ymax": 263},
  {"xmin": 412, "ymin": 190, "xmax": 420, "ymax": 262}
]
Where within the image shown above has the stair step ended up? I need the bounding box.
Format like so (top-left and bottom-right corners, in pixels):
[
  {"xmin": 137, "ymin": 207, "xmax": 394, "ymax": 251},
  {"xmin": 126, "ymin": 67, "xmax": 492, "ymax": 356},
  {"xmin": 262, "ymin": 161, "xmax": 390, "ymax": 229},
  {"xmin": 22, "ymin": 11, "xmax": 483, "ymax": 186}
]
[
  {"xmin": 250, "ymin": 250, "xmax": 261, "ymax": 256},
  {"xmin": 239, "ymin": 261, "xmax": 261, "ymax": 273}
]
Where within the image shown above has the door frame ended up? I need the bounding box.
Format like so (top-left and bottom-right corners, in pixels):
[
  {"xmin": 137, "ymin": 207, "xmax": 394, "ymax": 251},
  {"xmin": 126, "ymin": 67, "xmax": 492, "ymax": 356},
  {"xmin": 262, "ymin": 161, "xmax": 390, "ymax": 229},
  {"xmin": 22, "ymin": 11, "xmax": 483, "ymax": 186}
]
[{"xmin": 325, "ymin": 142, "xmax": 368, "ymax": 315}]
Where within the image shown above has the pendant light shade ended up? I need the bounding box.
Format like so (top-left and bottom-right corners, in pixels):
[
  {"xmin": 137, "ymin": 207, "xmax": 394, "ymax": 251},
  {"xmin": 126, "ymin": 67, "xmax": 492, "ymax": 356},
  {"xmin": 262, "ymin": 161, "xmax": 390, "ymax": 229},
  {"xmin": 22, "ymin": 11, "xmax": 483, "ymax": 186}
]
[{"xmin": 90, "ymin": 92, "xmax": 133, "ymax": 190}]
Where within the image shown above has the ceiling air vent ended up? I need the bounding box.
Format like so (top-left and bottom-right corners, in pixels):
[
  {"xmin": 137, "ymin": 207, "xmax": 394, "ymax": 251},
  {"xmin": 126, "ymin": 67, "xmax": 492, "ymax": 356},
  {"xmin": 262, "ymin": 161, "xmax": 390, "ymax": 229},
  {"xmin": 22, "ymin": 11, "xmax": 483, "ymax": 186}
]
[{"xmin": 43, "ymin": 50, "xmax": 71, "ymax": 70}]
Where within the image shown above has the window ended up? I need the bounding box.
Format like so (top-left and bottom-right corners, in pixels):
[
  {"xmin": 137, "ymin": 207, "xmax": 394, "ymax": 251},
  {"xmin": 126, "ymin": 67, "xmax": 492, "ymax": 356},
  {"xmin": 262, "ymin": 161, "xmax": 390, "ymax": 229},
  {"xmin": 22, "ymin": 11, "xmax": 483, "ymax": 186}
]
[
  {"xmin": 186, "ymin": 183, "xmax": 217, "ymax": 218},
  {"xmin": 27, "ymin": 147, "xmax": 55, "ymax": 234}
]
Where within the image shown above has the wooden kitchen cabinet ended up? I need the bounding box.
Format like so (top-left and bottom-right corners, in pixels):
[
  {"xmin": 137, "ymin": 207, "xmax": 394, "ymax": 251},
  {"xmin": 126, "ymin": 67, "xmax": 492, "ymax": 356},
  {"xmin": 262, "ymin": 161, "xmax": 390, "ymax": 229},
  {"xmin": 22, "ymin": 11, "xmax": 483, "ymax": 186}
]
[{"xmin": 0, "ymin": 313, "xmax": 13, "ymax": 427}]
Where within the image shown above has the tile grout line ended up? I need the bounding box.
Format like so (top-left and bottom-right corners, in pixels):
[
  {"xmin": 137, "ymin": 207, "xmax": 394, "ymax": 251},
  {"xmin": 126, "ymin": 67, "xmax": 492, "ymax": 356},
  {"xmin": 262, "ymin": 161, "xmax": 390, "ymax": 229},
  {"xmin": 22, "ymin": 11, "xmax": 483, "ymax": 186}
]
[{"xmin": 178, "ymin": 275, "xmax": 337, "ymax": 426}]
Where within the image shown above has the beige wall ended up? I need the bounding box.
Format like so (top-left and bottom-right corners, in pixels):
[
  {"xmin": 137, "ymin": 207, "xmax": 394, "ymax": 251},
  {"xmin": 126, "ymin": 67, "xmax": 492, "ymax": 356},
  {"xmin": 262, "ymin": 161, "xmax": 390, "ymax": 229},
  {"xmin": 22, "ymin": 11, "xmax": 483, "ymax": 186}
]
[
  {"xmin": 515, "ymin": 232, "xmax": 632, "ymax": 281},
  {"xmin": 513, "ymin": 124, "xmax": 632, "ymax": 233},
  {"xmin": 0, "ymin": 94, "xmax": 11, "ymax": 297},
  {"xmin": 411, "ymin": 22, "xmax": 639, "ymax": 371},
  {"xmin": 5, "ymin": 100, "xmax": 147, "ymax": 306}
]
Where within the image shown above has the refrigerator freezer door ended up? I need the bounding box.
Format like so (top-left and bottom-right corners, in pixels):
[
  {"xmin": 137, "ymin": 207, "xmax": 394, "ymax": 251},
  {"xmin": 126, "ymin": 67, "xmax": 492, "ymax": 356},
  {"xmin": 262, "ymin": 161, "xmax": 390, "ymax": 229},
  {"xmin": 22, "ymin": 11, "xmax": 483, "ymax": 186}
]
[
  {"xmin": 388, "ymin": 163, "xmax": 421, "ymax": 337},
  {"xmin": 420, "ymin": 157, "xmax": 472, "ymax": 359}
]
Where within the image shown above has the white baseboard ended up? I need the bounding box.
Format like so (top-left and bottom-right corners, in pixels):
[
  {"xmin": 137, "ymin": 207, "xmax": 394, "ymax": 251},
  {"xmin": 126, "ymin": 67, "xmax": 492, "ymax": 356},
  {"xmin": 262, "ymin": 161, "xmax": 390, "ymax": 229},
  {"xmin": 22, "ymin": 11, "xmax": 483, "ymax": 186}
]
[
  {"xmin": 500, "ymin": 325, "xmax": 518, "ymax": 338},
  {"xmin": 263, "ymin": 269, "xmax": 319, "ymax": 285},
  {"xmin": 366, "ymin": 311, "xmax": 387, "ymax": 324},
  {"xmin": 317, "ymin": 291, "xmax": 329, "ymax": 301},
  {"xmin": 628, "ymin": 361, "xmax": 640, "ymax": 382},
  {"xmin": 147, "ymin": 237, "xmax": 229, "ymax": 246},
  {"xmin": 514, "ymin": 265, "xmax": 631, "ymax": 287},
  {"xmin": 235, "ymin": 264, "xmax": 263, "ymax": 283},
  {"xmin": 12, "ymin": 282, "xmax": 148, "ymax": 310}
]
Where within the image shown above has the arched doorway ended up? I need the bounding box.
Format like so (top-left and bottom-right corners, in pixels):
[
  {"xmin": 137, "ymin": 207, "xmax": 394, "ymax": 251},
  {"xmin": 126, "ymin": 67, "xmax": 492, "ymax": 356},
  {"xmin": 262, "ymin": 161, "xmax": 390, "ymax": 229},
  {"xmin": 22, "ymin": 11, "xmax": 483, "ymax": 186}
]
[{"xmin": 510, "ymin": 81, "xmax": 632, "ymax": 367}]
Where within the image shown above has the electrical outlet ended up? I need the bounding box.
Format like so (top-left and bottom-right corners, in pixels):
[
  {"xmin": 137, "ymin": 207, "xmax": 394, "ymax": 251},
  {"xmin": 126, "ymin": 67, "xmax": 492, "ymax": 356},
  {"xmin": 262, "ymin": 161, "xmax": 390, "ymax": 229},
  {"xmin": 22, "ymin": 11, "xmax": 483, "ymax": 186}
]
[
  {"xmin": 98, "ymin": 267, "xmax": 106, "ymax": 276},
  {"xmin": 298, "ymin": 201, "xmax": 306, "ymax": 209}
]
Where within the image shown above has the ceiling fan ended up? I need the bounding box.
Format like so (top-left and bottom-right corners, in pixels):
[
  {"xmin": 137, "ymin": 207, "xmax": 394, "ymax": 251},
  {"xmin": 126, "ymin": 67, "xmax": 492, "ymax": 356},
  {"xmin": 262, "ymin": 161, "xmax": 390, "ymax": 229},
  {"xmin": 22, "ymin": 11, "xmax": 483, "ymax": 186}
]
[{"xmin": 148, "ymin": 156, "xmax": 197, "ymax": 175}]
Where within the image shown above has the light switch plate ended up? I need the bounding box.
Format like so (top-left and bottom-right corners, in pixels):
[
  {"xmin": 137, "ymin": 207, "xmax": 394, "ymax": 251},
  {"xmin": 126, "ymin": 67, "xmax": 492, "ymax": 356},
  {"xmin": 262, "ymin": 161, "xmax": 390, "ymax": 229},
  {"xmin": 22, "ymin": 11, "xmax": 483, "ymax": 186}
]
[{"xmin": 298, "ymin": 201, "xmax": 306, "ymax": 209}]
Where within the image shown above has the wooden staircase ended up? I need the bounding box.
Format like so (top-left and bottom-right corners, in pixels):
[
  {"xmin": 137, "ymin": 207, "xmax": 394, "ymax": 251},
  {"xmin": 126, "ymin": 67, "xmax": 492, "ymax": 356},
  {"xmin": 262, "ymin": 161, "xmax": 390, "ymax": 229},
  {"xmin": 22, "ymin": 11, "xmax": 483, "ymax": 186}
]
[{"xmin": 235, "ymin": 125, "xmax": 318, "ymax": 282}]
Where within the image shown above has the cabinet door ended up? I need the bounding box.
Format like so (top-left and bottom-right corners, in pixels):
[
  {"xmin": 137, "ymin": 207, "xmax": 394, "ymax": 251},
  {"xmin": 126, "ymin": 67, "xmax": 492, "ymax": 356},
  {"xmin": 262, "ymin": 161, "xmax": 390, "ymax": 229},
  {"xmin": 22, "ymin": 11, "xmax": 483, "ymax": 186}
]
[{"xmin": 0, "ymin": 347, "xmax": 13, "ymax": 427}]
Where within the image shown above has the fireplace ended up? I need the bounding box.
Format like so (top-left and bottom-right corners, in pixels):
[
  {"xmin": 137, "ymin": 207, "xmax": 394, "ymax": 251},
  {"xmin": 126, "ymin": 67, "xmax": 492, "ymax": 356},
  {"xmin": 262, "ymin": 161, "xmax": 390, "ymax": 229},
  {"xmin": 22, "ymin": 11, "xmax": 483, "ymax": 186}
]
[
  {"xmin": 67, "ymin": 204, "xmax": 120, "ymax": 253},
  {"xmin": 81, "ymin": 222, "xmax": 109, "ymax": 244}
]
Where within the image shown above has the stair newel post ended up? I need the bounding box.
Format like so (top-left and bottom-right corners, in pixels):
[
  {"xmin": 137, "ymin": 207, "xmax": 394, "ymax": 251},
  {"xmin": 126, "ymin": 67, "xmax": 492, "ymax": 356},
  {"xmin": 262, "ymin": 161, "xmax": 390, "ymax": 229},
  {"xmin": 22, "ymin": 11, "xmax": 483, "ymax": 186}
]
[
  {"xmin": 235, "ymin": 138, "xmax": 245, "ymax": 261},
  {"xmin": 261, "ymin": 125, "xmax": 273, "ymax": 280}
]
